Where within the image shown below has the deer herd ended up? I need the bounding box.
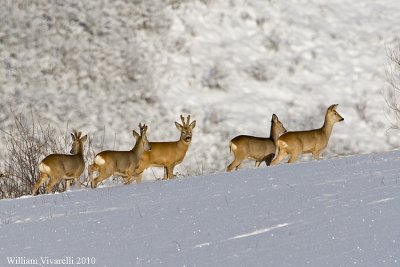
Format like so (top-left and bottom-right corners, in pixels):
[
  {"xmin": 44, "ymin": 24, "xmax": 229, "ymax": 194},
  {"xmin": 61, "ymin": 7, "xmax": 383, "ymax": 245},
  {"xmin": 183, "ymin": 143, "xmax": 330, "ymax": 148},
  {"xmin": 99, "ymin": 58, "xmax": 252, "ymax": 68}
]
[{"xmin": 32, "ymin": 105, "xmax": 344, "ymax": 196}]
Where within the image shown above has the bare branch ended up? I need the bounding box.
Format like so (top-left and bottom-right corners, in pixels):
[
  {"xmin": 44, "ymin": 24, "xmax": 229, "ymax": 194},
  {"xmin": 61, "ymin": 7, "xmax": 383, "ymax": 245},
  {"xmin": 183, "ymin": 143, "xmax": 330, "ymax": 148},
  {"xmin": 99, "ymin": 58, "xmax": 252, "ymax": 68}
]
[
  {"xmin": 384, "ymin": 44, "xmax": 400, "ymax": 130},
  {"xmin": 0, "ymin": 110, "xmax": 80, "ymax": 198}
]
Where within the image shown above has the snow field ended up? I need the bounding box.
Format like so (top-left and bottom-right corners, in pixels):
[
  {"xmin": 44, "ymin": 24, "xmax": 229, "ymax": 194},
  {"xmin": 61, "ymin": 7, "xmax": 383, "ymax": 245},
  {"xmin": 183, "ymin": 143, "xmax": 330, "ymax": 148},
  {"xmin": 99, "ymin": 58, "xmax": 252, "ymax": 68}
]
[{"xmin": 0, "ymin": 151, "xmax": 400, "ymax": 266}]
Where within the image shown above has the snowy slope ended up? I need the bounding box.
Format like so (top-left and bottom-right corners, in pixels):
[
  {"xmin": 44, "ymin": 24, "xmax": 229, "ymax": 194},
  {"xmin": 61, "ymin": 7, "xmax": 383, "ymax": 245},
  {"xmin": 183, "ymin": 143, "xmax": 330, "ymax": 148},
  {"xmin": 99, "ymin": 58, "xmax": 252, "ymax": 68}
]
[
  {"xmin": 1, "ymin": 151, "xmax": 400, "ymax": 266},
  {"xmin": 1, "ymin": 0, "xmax": 400, "ymax": 178}
]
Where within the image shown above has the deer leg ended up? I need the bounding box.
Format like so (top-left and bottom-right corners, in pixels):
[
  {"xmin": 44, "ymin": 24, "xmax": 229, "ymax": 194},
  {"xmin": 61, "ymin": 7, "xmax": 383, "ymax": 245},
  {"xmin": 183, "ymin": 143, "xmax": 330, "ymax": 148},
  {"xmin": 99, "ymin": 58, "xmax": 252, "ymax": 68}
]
[
  {"xmin": 270, "ymin": 150, "xmax": 285, "ymax": 166},
  {"xmin": 287, "ymin": 153, "xmax": 298, "ymax": 163},
  {"xmin": 130, "ymin": 165, "xmax": 144, "ymax": 184},
  {"xmin": 125, "ymin": 174, "xmax": 133, "ymax": 185},
  {"xmin": 124, "ymin": 168, "xmax": 135, "ymax": 185},
  {"xmin": 135, "ymin": 172, "xmax": 143, "ymax": 184},
  {"xmin": 165, "ymin": 166, "xmax": 174, "ymax": 180},
  {"xmin": 32, "ymin": 172, "xmax": 49, "ymax": 196},
  {"xmin": 161, "ymin": 167, "xmax": 168, "ymax": 180},
  {"xmin": 312, "ymin": 150, "xmax": 321, "ymax": 160},
  {"xmin": 45, "ymin": 177, "xmax": 60, "ymax": 194},
  {"xmin": 255, "ymin": 161, "xmax": 261, "ymax": 167},
  {"xmin": 88, "ymin": 163, "xmax": 100, "ymax": 187},
  {"xmin": 162, "ymin": 166, "xmax": 168, "ymax": 180},
  {"xmin": 65, "ymin": 180, "xmax": 71, "ymax": 191},
  {"xmin": 88, "ymin": 164, "xmax": 95, "ymax": 181},
  {"xmin": 263, "ymin": 153, "xmax": 275, "ymax": 166},
  {"xmin": 74, "ymin": 176, "xmax": 81, "ymax": 189},
  {"xmin": 227, "ymin": 157, "xmax": 244, "ymax": 172},
  {"xmin": 91, "ymin": 168, "xmax": 112, "ymax": 188},
  {"xmin": 122, "ymin": 174, "xmax": 130, "ymax": 184},
  {"xmin": 132, "ymin": 164, "xmax": 145, "ymax": 183}
]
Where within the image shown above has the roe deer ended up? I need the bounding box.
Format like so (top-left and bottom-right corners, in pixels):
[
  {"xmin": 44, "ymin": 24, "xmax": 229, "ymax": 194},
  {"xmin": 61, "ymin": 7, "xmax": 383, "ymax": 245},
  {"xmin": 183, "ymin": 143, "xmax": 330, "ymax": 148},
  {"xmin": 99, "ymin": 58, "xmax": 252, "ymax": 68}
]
[
  {"xmin": 32, "ymin": 130, "xmax": 87, "ymax": 196},
  {"xmin": 89, "ymin": 123, "xmax": 151, "ymax": 188},
  {"xmin": 270, "ymin": 104, "xmax": 344, "ymax": 165},
  {"xmin": 226, "ymin": 114, "xmax": 287, "ymax": 171},
  {"xmin": 135, "ymin": 115, "xmax": 196, "ymax": 182}
]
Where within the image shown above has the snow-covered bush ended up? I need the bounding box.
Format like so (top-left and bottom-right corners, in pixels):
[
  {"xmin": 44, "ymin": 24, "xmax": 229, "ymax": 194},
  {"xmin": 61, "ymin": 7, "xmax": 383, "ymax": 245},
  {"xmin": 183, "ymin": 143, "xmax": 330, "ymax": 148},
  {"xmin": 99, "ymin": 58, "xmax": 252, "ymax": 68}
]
[
  {"xmin": 0, "ymin": 110, "xmax": 95, "ymax": 198},
  {"xmin": 384, "ymin": 44, "xmax": 400, "ymax": 130}
]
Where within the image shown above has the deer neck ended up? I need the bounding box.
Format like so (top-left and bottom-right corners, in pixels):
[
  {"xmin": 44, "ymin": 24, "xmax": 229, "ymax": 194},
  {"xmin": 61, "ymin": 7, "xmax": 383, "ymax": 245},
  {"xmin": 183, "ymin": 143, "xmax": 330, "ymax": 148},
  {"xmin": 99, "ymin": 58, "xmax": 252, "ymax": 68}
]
[
  {"xmin": 75, "ymin": 146, "xmax": 84, "ymax": 157},
  {"xmin": 132, "ymin": 141, "xmax": 145, "ymax": 159},
  {"xmin": 321, "ymin": 116, "xmax": 334, "ymax": 139},
  {"xmin": 178, "ymin": 138, "xmax": 190, "ymax": 152},
  {"xmin": 270, "ymin": 125, "xmax": 280, "ymax": 144}
]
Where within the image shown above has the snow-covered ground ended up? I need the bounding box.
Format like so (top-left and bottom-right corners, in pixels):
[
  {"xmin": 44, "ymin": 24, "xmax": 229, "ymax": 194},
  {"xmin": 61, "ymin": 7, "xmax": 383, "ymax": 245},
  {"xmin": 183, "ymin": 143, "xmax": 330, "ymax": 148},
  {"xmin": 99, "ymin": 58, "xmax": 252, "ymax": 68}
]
[
  {"xmin": 1, "ymin": 0, "xmax": 400, "ymax": 178},
  {"xmin": 1, "ymin": 151, "xmax": 400, "ymax": 266}
]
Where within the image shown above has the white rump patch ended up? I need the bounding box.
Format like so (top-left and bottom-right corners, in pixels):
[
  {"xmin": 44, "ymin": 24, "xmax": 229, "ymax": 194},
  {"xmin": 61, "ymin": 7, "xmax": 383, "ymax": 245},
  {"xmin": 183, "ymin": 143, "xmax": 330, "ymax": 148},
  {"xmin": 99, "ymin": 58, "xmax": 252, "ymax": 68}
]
[
  {"xmin": 230, "ymin": 143, "xmax": 237, "ymax": 152},
  {"xmin": 95, "ymin": 155, "xmax": 106, "ymax": 165},
  {"xmin": 39, "ymin": 163, "xmax": 51, "ymax": 173}
]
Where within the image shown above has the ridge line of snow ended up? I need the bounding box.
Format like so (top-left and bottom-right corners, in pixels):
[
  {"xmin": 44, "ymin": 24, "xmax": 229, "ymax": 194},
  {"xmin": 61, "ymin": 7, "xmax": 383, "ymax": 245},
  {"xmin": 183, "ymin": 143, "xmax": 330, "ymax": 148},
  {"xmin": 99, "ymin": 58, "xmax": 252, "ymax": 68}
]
[
  {"xmin": 226, "ymin": 223, "xmax": 291, "ymax": 241},
  {"xmin": 366, "ymin": 197, "xmax": 395, "ymax": 205}
]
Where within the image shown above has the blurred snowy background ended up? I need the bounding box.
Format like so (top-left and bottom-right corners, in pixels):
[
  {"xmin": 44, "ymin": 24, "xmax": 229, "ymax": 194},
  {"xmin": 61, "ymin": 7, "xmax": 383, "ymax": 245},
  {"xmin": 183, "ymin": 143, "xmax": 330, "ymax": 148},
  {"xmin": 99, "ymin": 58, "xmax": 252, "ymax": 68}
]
[{"xmin": 1, "ymin": 0, "xmax": 400, "ymax": 178}]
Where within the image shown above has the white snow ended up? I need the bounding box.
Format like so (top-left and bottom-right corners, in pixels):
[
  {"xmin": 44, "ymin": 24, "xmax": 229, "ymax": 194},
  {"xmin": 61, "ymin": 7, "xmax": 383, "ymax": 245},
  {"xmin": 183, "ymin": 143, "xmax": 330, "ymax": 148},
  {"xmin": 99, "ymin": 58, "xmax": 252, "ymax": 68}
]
[
  {"xmin": 1, "ymin": 151, "xmax": 400, "ymax": 266},
  {"xmin": 225, "ymin": 223, "xmax": 291, "ymax": 241}
]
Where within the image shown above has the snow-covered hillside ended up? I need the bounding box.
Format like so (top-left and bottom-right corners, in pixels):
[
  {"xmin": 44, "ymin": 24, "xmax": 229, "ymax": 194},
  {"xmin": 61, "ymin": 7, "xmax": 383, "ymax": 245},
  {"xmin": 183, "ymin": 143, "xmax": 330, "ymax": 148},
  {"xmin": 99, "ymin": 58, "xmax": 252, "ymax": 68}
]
[
  {"xmin": 1, "ymin": 151, "xmax": 400, "ymax": 266},
  {"xmin": 1, "ymin": 0, "xmax": 400, "ymax": 178}
]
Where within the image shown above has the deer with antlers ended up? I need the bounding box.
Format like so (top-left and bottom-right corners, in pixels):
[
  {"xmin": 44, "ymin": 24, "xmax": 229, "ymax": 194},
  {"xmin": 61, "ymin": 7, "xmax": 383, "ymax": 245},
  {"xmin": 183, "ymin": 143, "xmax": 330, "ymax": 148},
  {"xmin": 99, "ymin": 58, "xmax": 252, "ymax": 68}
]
[
  {"xmin": 32, "ymin": 130, "xmax": 87, "ymax": 195},
  {"xmin": 89, "ymin": 123, "xmax": 151, "ymax": 188},
  {"xmin": 135, "ymin": 115, "xmax": 196, "ymax": 182}
]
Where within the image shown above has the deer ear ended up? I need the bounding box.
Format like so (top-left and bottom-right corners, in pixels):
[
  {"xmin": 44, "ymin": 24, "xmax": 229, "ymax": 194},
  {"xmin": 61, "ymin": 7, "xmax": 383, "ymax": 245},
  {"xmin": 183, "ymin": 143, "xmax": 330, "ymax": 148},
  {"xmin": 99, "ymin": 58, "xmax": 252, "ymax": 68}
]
[
  {"xmin": 71, "ymin": 133, "xmax": 76, "ymax": 141},
  {"xmin": 272, "ymin": 114, "xmax": 278, "ymax": 122},
  {"xmin": 133, "ymin": 130, "xmax": 140, "ymax": 141},
  {"xmin": 80, "ymin": 135, "xmax": 88, "ymax": 143},
  {"xmin": 189, "ymin": 120, "xmax": 196, "ymax": 129},
  {"xmin": 175, "ymin": 122, "xmax": 183, "ymax": 130},
  {"xmin": 328, "ymin": 104, "xmax": 338, "ymax": 111}
]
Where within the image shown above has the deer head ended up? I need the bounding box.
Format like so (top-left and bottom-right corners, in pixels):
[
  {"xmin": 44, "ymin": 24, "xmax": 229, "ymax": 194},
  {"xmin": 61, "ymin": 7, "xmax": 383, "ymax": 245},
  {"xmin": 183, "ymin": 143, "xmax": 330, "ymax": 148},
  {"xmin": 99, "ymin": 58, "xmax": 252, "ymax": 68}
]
[
  {"xmin": 326, "ymin": 104, "xmax": 344, "ymax": 124},
  {"xmin": 175, "ymin": 115, "xmax": 196, "ymax": 144},
  {"xmin": 133, "ymin": 123, "xmax": 151, "ymax": 151},
  {"xmin": 70, "ymin": 130, "xmax": 87, "ymax": 155}
]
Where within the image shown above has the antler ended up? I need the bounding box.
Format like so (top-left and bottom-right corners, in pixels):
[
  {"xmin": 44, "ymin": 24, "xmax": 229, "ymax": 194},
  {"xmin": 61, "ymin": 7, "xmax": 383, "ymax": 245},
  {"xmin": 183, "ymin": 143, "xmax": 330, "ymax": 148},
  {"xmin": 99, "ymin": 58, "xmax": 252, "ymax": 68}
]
[
  {"xmin": 186, "ymin": 115, "xmax": 191, "ymax": 126},
  {"xmin": 138, "ymin": 123, "xmax": 147, "ymax": 134},
  {"xmin": 179, "ymin": 115, "xmax": 191, "ymax": 126},
  {"xmin": 71, "ymin": 129, "xmax": 77, "ymax": 140},
  {"xmin": 138, "ymin": 123, "xmax": 143, "ymax": 135},
  {"xmin": 71, "ymin": 130, "xmax": 83, "ymax": 139},
  {"xmin": 180, "ymin": 115, "xmax": 185, "ymax": 126}
]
